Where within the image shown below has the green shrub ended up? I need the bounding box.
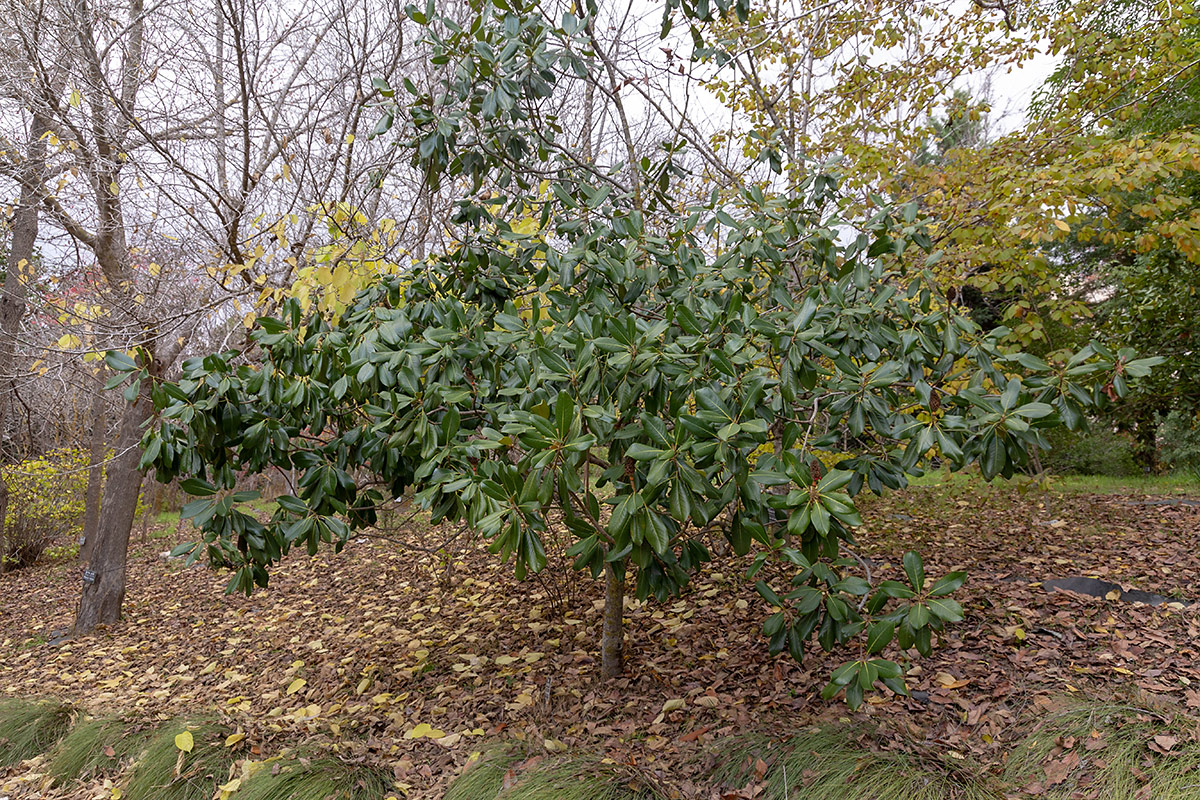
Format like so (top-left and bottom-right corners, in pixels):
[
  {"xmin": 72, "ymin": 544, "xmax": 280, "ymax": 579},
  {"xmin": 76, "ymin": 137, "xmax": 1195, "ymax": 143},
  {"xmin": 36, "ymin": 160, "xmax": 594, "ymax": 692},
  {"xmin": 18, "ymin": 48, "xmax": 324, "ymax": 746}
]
[
  {"xmin": 47, "ymin": 715, "xmax": 153, "ymax": 787},
  {"xmin": 0, "ymin": 697, "xmax": 74, "ymax": 767},
  {"xmin": 1, "ymin": 447, "xmax": 92, "ymax": 571},
  {"xmin": 1039, "ymin": 427, "xmax": 1141, "ymax": 477},
  {"xmin": 124, "ymin": 719, "xmax": 238, "ymax": 800},
  {"xmin": 1158, "ymin": 410, "xmax": 1200, "ymax": 473}
]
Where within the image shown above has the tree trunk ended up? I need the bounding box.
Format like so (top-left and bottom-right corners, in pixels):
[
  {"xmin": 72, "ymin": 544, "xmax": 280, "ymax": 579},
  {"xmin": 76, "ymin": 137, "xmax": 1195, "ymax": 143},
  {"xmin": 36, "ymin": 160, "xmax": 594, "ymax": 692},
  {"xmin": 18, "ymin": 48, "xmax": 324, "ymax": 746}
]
[
  {"xmin": 74, "ymin": 393, "xmax": 150, "ymax": 635},
  {"xmin": 600, "ymin": 562, "xmax": 625, "ymax": 680},
  {"xmin": 0, "ymin": 483, "xmax": 7, "ymax": 564},
  {"xmin": 80, "ymin": 380, "xmax": 109, "ymax": 562},
  {"xmin": 1134, "ymin": 411, "xmax": 1159, "ymax": 474},
  {"xmin": 0, "ymin": 112, "xmax": 48, "ymax": 545}
]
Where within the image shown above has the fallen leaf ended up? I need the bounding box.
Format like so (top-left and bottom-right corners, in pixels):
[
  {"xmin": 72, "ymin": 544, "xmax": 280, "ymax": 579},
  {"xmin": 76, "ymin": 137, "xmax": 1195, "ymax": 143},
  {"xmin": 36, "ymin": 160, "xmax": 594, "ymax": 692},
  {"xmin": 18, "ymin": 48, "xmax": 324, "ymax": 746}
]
[
  {"xmin": 404, "ymin": 722, "xmax": 446, "ymax": 740},
  {"xmin": 1151, "ymin": 734, "xmax": 1178, "ymax": 754},
  {"xmin": 1043, "ymin": 752, "xmax": 1079, "ymax": 786},
  {"xmin": 934, "ymin": 671, "xmax": 970, "ymax": 689}
]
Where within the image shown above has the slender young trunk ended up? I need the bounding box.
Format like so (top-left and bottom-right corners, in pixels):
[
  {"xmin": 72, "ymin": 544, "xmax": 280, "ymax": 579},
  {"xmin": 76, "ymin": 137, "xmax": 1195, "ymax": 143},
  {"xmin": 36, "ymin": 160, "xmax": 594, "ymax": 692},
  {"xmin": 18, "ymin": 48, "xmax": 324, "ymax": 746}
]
[
  {"xmin": 601, "ymin": 562, "xmax": 625, "ymax": 680},
  {"xmin": 80, "ymin": 379, "xmax": 109, "ymax": 562},
  {"xmin": 0, "ymin": 111, "xmax": 49, "ymax": 545},
  {"xmin": 74, "ymin": 391, "xmax": 150, "ymax": 634}
]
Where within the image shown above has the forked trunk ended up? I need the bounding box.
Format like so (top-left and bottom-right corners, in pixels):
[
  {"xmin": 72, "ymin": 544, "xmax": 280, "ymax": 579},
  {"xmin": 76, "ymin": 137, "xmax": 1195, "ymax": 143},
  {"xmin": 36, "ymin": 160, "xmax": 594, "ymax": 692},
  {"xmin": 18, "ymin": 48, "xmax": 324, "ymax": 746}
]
[{"xmin": 601, "ymin": 562, "xmax": 625, "ymax": 680}]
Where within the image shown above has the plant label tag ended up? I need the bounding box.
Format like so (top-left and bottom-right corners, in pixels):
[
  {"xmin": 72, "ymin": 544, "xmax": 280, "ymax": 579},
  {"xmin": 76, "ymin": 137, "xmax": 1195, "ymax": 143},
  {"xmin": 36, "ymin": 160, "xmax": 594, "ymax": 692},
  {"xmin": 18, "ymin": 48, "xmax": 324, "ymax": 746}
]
[{"xmin": 82, "ymin": 570, "xmax": 97, "ymax": 584}]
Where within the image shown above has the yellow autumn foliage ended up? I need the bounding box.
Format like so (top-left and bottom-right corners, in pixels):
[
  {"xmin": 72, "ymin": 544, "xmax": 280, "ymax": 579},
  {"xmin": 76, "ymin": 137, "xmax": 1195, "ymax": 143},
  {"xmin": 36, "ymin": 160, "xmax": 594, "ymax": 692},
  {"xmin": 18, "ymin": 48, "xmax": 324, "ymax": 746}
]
[{"xmin": 1, "ymin": 448, "xmax": 93, "ymax": 569}]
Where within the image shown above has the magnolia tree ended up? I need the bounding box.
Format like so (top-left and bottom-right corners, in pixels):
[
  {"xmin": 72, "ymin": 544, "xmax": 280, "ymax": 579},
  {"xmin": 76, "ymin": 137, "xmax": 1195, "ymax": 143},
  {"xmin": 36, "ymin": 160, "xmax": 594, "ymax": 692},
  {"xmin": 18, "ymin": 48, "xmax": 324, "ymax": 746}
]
[
  {"xmin": 107, "ymin": 0, "xmax": 1158, "ymax": 706},
  {"xmin": 113, "ymin": 177, "xmax": 1152, "ymax": 706}
]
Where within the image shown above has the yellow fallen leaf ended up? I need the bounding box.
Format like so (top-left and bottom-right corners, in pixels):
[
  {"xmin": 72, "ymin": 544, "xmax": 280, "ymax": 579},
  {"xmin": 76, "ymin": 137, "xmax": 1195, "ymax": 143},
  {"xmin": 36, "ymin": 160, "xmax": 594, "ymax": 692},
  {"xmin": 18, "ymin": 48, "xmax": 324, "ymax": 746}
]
[
  {"xmin": 240, "ymin": 759, "xmax": 269, "ymax": 782},
  {"xmin": 934, "ymin": 672, "xmax": 970, "ymax": 689},
  {"xmin": 404, "ymin": 722, "xmax": 446, "ymax": 740},
  {"xmin": 662, "ymin": 698, "xmax": 686, "ymax": 713},
  {"xmin": 286, "ymin": 678, "xmax": 306, "ymax": 695},
  {"xmin": 175, "ymin": 730, "xmax": 194, "ymax": 753},
  {"xmin": 494, "ymin": 655, "xmax": 517, "ymax": 666},
  {"xmin": 543, "ymin": 738, "xmax": 568, "ymax": 753},
  {"xmin": 224, "ymin": 733, "xmax": 246, "ymax": 747}
]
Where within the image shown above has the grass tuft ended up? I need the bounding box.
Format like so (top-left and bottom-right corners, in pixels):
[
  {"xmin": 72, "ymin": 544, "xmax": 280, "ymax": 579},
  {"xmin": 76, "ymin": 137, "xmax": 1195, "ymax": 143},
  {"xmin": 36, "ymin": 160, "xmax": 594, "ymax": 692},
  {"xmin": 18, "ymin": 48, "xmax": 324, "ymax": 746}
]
[
  {"xmin": 445, "ymin": 745, "xmax": 664, "ymax": 800},
  {"xmin": 445, "ymin": 746, "xmax": 525, "ymax": 800},
  {"xmin": 47, "ymin": 715, "xmax": 153, "ymax": 787},
  {"xmin": 708, "ymin": 726, "xmax": 1001, "ymax": 800},
  {"xmin": 236, "ymin": 755, "xmax": 393, "ymax": 800},
  {"xmin": 503, "ymin": 757, "xmax": 661, "ymax": 800},
  {"xmin": 1004, "ymin": 698, "xmax": 1200, "ymax": 799},
  {"xmin": 124, "ymin": 718, "xmax": 238, "ymax": 800},
  {"xmin": 0, "ymin": 697, "xmax": 73, "ymax": 767}
]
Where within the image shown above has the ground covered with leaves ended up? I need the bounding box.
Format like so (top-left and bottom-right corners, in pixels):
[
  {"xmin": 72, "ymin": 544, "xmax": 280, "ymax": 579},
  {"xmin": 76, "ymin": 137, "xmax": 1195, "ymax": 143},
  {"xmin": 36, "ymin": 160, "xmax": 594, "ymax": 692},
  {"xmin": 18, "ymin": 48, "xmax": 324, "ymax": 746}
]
[{"xmin": 0, "ymin": 477, "xmax": 1197, "ymax": 799}]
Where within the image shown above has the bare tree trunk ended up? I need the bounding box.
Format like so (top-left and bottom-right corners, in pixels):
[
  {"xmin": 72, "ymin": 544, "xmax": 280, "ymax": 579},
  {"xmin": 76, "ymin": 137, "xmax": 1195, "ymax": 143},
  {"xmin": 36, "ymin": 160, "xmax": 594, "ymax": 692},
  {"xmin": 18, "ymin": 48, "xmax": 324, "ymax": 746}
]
[
  {"xmin": 80, "ymin": 380, "xmax": 108, "ymax": 562},
  {"xmin": 0, "ymin": 111, "xmax": 48, "ymax": 545},
  {"xmin": 601, "ymin": 562, "xmax": 625, "ymax": 680},
  {"xmin": 74, "ymin": 391, "xmax": 149, "ymax": 635}
]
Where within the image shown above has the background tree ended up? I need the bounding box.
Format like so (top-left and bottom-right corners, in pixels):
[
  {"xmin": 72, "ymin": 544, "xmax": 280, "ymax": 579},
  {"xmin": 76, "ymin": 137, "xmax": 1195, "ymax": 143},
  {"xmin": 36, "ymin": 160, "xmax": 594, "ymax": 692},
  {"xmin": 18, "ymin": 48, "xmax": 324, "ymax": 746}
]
[
  {"xmin": 0, "ymin": 0, "xmax": 431, "ymax": 630},
  {"xmin": 694, "ymin": 0, "xmax": 1200, "ymax": 351}
]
